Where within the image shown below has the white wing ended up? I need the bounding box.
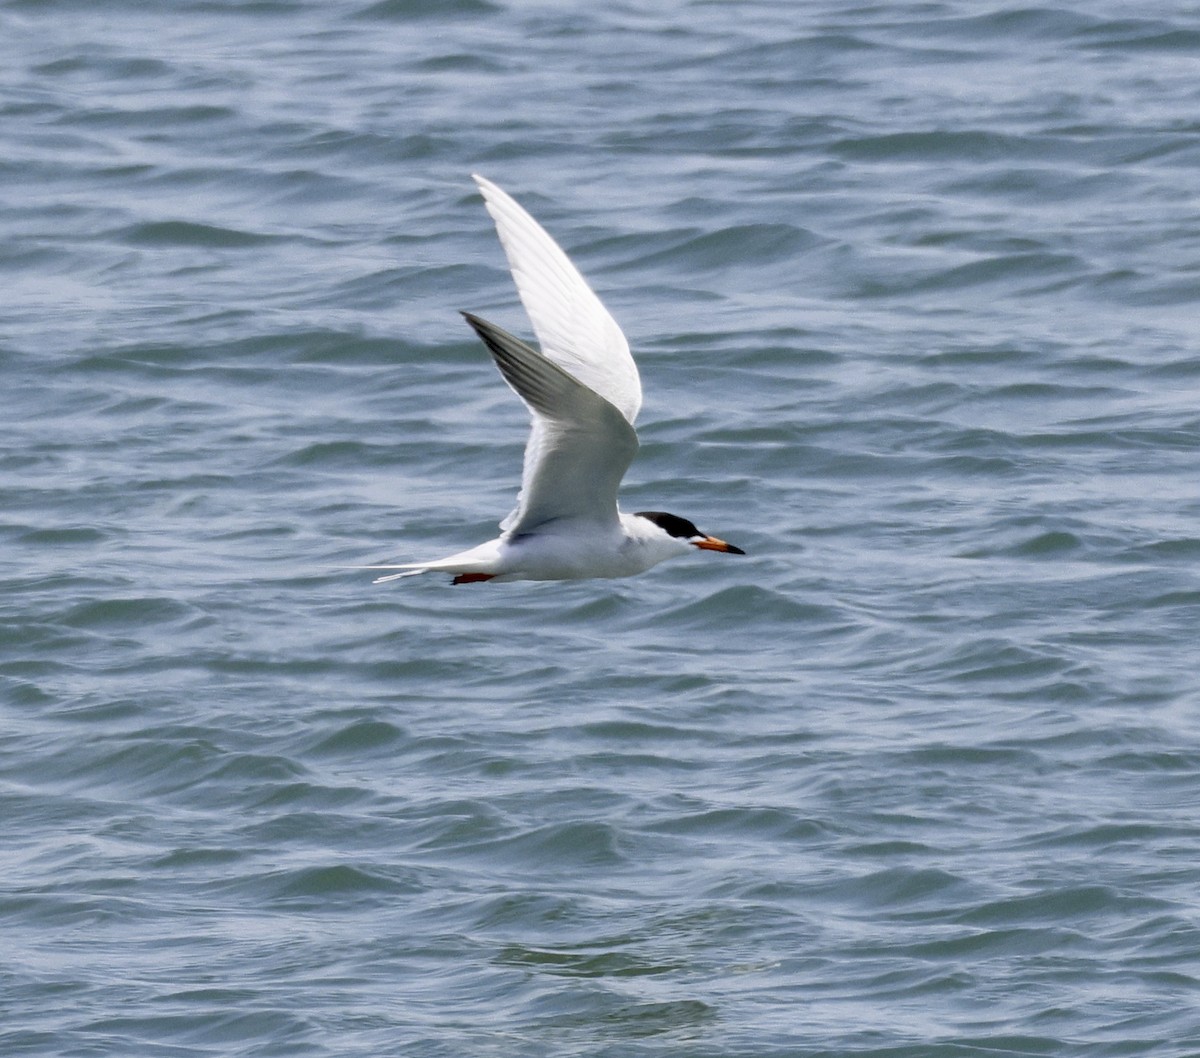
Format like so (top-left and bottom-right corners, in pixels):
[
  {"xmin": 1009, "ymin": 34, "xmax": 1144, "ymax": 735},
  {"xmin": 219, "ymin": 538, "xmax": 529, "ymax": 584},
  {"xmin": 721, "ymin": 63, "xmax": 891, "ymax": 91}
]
[
  {"xmin": 463, "ymin": 313, "xmax": 637, "ymax": 534},
  {"xmin": 472, "ymin": 174, "xmax": 642, "ymax": 425}
]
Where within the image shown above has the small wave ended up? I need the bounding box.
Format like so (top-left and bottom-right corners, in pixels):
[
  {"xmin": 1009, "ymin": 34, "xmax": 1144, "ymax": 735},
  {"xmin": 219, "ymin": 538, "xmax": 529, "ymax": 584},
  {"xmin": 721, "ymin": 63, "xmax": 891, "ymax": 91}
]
[
  {"xmin": 641, "ymin": 584, "xmax": 841, "ymax": 631},
  {"xmin": 355, "ymin": 0, "xmax": 500, "ymax": 20},
  {"xmin": 61, "ymin": 596, "xmax": 197, "ymax": 631},
  {"xmin": 114, "ymin": 220, "xmax": 279, "ymax": 249},
  {"xmin": 305, "ymin": 718, "xmax": 407, "ymax": 757}
]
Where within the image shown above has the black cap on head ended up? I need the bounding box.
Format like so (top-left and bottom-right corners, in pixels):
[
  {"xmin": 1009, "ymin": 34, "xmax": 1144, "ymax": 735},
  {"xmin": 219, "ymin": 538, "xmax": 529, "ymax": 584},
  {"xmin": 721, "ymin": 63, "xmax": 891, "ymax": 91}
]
[
  {"xmin": 635, "ymin": 511, "xmax": 702, "ymax": 540},
  {"xmin": 635, "ymin": 510, "xmax": 745, "ymax": 555}
]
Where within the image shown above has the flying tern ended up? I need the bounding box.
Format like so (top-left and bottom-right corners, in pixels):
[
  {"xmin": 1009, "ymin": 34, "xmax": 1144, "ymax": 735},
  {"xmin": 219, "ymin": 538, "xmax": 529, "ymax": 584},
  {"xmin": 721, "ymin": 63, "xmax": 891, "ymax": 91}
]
[{"xmin": 365, "ymin": 174, "xmax": 744, "ymax": 585}]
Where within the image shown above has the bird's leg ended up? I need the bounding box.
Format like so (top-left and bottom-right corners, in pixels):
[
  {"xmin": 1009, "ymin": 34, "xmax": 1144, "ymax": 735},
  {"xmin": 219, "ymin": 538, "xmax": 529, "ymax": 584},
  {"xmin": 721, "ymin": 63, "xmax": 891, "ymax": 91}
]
[{"xmin": 452, "ymin": 573, "xmax": 496, "ymax": 585}]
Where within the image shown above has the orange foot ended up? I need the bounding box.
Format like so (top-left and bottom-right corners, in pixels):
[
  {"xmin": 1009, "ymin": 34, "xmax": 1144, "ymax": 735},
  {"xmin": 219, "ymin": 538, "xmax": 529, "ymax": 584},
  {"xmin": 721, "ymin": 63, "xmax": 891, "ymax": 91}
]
[{"xmin": 452, "ymin": 573, "xmax": 496, "ymax": 585}]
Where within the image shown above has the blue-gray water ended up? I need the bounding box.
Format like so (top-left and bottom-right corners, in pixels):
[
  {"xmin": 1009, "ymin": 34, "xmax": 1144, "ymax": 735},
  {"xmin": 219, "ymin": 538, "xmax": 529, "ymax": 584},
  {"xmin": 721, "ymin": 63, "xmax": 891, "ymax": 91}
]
[{"xmin": 4, "ymin": 2, "xmax": 1200, "ymax": 1055}]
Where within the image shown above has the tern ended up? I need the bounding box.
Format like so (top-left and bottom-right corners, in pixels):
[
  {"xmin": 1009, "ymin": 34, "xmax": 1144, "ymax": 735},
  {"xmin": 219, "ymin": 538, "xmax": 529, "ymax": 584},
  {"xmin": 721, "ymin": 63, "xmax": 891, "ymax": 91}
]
[{"xmin": 365, "ymin": 174, "xmax": 744, "ymax": 585}]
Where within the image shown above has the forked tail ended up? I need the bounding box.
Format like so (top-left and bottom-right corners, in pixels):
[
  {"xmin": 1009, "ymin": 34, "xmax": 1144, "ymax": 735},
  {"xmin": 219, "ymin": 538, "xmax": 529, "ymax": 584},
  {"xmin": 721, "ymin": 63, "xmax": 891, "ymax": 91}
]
[{"xmin": 371, "ymin": 568, "xmax": 429, "ymax": 585}]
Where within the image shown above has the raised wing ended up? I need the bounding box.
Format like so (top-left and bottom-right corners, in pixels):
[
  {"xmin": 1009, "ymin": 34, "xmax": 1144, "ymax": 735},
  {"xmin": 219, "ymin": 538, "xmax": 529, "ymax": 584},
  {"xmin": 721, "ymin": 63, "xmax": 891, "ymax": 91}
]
[
  {"xmin": 462, "ymin": 313, "xmax": 638, "ymax": 534},
  {"xmin": 472, "ymin": 174, "xmax": 642, "ymax": 425}
]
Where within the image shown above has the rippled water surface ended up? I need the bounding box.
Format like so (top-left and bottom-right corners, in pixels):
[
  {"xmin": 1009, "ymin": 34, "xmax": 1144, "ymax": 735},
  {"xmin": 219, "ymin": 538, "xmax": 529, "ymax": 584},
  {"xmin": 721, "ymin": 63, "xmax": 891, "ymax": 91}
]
[{"xmin": 4, "ymin": 2, "xmax": 1200, "ymax": 1055}]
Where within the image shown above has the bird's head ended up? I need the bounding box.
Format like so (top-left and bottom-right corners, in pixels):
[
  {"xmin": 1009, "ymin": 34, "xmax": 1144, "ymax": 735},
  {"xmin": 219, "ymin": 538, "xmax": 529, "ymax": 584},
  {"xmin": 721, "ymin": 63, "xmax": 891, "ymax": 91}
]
[{"xmin": 634, "ymin": 511, "xmax": 745, "ymax": 556}]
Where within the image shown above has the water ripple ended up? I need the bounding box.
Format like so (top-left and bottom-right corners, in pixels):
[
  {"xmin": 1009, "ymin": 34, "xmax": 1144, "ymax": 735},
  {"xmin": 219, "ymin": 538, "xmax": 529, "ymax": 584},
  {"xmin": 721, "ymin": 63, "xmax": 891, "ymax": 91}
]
[{"xmin": 5, "ymin": 1, "xmax": 1200, "ymax": 1056}]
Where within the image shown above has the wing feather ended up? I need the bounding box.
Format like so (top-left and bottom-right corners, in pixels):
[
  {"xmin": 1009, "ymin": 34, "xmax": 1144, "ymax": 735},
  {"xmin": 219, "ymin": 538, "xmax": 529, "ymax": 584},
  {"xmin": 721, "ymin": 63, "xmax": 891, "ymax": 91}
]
[
  {"xmin": 472, "ymin": 174, "xmax": 642, "ymax": 425},
  {"xmin": 462, "ymin": 313, "xmax": 637, "ymax": 533}
]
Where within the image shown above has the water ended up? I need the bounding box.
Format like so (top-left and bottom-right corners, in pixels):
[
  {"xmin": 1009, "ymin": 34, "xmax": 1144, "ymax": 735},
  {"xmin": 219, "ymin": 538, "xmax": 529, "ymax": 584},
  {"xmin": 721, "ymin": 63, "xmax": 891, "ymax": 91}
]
[{"xmin": 4, "ymin": 2, "xmax": 1200, "ymax": 1055}]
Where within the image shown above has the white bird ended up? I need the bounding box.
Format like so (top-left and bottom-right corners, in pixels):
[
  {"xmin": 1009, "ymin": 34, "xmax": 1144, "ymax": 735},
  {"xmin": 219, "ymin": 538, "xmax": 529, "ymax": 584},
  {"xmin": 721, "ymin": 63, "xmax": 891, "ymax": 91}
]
[{"xmin": 365, "ymin": 174, "xmax": 744, "ymax": 585}]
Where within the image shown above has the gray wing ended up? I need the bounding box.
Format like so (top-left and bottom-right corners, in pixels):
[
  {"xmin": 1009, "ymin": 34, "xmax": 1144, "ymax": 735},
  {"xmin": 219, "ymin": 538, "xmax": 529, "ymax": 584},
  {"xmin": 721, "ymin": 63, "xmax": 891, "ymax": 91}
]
[{"xmin": 462, "ymin": 313, "xmax": 638, "ymax": 533}]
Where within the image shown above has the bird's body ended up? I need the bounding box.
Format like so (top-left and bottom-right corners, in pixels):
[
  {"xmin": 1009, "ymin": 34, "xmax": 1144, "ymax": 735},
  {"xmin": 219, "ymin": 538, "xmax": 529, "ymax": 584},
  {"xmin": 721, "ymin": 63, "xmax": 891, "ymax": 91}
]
[
  {"xmin": 382, "ymin": 511, "xmax": 700, "ymax": 585},
  {"xmin": 365, "ymin": 175, "xmax": 743, "ymax": 585}
]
